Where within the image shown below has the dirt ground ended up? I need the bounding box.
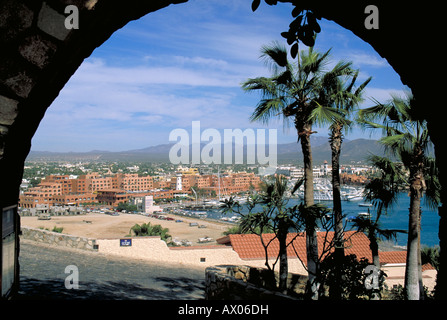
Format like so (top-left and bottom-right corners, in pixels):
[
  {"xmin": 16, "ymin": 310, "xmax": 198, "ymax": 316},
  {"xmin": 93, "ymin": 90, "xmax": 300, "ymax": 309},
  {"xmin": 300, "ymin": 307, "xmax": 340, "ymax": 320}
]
[{"xmin": 20, "ymin": 213, "xmax": 233, "ymax": 246}]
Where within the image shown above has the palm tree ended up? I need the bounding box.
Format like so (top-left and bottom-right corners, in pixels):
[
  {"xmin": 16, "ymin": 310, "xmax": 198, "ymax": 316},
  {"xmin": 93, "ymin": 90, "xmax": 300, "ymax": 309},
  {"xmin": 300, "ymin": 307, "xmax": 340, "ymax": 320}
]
[
  {"xmin": 356, "ymin": 155, "xmax": 407, "ymax": 266},
  {"xmin": 353, "ymin": 155, "xmax": 407, "ymax": 300},
  {"xmin": 222, "ymin": 175, "xmax": 301, "ymax": 293},
  {"xmin": 311, "ymin": 71, "xmax": 371, "ymax": 299},
  {"xmin": 358, "ymin": 92, "xmax": 440, "ymax": 300},
  {"xmin": 242, "ymin": 42, "xmax": 353, "ymax": 299}
]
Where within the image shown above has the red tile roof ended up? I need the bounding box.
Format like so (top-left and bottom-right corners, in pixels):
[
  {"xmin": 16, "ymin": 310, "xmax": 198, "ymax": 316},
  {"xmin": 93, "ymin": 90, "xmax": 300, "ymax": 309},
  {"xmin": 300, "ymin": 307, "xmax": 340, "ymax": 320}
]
[
  {"xmin": 217, "ymin": 231, "xmax": 408, "ymax": 266},
  {"xmin": 377, "ymin": 251, "xmax": 435, "ymax": 270},
  {"xmin": 379, "ymin": 251, "xmax": 407, "ymax": 264}
]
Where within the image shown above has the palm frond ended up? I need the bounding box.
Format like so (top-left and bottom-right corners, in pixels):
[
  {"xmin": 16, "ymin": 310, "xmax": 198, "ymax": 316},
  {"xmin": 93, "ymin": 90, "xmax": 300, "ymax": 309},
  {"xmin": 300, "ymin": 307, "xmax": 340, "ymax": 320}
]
[
  {"xmin": 354, "ymin": 76, "xmax": 372, "ymax": 97},
  {"xmin": 250, "ymin": 97, "xmax": 288, "ymax": 124},
  {"xmin": 261, "ymin": 42, "xmax": 289, "ymax": 69},
  {"xmin": 309, "ymin": 101, "xmax": 349, "ymax": 128},
  {"xmin": 300, "ymin": 48, "xmax": 332, "ymax": 76},
  {"xmin": 241, "ymin": 77, "xmax": 279, "ymax": 98},
  {"xmin": 364, "ymin": 154, "xmax": 406, "ymax": 214},
  {"xmin": 291, "ymin": 177, "xmax": 305, "ymax": 195},
  {"xmin": 423, "ymin": 157, "xmax": 441, "ymax": 210},
  {"xmin": 376, "ymin": 228, "xmax": 407, "ymax": 240}
]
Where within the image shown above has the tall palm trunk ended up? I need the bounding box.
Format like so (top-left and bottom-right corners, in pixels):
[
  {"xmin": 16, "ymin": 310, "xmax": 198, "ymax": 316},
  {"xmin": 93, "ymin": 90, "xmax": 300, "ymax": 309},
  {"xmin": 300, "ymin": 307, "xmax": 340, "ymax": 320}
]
[
  {"xmin": 405, "ymin": 164, "xmax": 424, "ymax": 300},
  {"xmin": 298, "ymin": 122, "xmax": 319, "ymax": 300},
  {"xmin": 299, "ymin": 125, "xmax": 314, "ymax": 207},
  {"xmin": 368, "ymin": 229, "xmax": 381, "ymax": 300},
  {"xmin": 329, "ymin": 124, "xmax": 345, "ymax": 299},
  {"xmin": 369, "ymin": 233, "xmax": 381, "ymax": 268},
  {"xmin": 418, "ymin": 207, "xmax": 424, "ymax": 299},
  {"xmin": 277, "ymin": 219, "xmax": 289, "ymax": 293}
]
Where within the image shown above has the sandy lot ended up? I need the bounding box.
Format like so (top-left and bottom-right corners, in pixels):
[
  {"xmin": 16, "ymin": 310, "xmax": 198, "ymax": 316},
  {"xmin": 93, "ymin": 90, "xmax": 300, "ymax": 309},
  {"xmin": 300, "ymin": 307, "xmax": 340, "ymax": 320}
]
[{"xmin": 20, "ymin": 213, "xmax": 233, "ymax": 246}]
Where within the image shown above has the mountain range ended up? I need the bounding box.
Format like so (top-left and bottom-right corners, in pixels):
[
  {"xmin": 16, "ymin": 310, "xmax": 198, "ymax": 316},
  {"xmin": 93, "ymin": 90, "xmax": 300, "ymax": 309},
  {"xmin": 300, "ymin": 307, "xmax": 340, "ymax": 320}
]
[{"xmin": 27, "ymin": 136, "xmax": 386, "ymax": 165}]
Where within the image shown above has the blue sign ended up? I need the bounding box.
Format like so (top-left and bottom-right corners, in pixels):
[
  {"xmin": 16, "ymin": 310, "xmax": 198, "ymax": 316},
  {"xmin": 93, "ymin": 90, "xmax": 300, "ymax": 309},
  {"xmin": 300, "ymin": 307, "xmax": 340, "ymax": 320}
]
[{"xmin": 120, "ymin": 239, "xmax": 132, "ymax": 247}]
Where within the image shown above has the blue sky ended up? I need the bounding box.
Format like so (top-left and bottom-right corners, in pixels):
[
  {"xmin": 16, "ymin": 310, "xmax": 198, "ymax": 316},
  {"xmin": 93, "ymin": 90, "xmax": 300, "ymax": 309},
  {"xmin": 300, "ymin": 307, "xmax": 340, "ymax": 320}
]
[{"xmin": 31, "ymin": 0, "xmax": 407, "ymax": 152}]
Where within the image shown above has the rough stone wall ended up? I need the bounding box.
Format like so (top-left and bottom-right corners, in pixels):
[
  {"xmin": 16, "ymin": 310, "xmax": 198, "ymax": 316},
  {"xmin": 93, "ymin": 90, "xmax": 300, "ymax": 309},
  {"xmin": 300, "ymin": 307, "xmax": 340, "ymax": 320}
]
[
  {"xmin": 21, "ymin": 226, "xmax": 97, "ymax": 251},
  {"xmin": 205, "ymin": 265, "xmax": 307, "ymax": 300},
  {"xmin": 0, "ymin": 0, "xmax": 187, "ymax": 209}
]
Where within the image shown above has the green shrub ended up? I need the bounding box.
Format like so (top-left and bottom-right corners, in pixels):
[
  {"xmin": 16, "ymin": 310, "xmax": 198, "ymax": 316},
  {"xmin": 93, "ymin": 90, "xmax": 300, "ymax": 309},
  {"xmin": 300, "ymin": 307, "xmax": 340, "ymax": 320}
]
[
  {"xmin": 319, "ymin": 253, "xmax": 386, "ymax": 300},
  {"xmin": 130, "ymin": 222, "xmax": 170, "ymax": 241},
  {"xmin": 52, "ymin": 226, "xmax": 64, "ymax": 233}
]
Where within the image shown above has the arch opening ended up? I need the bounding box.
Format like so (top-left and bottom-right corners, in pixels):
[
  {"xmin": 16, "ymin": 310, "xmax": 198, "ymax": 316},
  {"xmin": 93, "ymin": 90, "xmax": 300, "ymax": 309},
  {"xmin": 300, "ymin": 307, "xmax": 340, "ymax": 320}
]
[{"xmin": 0, "ymin": 0, "xmax": 444, "ymax": 299}]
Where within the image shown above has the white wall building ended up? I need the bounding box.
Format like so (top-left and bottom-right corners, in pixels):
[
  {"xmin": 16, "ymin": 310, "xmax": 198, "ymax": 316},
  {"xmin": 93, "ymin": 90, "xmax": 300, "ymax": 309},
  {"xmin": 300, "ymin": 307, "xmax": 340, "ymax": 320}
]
[
  {"xmin": 144, "ymin": 195, "xmax": 161, "ymax": 214},
  {"xmin": 175, "ymin": 173, "xmax": 182, "ymax": 191}
]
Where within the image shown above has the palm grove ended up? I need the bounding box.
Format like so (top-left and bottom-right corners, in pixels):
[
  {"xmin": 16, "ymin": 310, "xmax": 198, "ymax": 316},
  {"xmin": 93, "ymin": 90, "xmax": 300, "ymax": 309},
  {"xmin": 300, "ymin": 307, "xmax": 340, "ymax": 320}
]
[{"xmin": 224, "ymin": 42, "xmax": 440, "ymax": 300}]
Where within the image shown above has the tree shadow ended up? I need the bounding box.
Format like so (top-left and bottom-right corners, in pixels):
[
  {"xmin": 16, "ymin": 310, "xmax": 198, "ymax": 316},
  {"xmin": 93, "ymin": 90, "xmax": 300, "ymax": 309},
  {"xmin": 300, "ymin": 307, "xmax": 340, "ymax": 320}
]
[
  {"xmin": 16, "ymin": 276, "xmax": 205, "ymax": 300},
  {"xmin": 154, "ymin": 276, "xmax": 205, "ymax": 295}
]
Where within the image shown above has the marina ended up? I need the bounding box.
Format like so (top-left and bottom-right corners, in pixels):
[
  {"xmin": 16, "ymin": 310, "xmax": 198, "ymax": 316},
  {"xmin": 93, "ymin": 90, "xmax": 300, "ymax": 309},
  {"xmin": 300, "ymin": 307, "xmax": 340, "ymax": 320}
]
[
  {"xmin": 162, "ymin": 190, "xmax": 439, "ymax": 248},
  {"xmin": 293, "ymin": 178, "xmax": 365, "ymax": 202}
]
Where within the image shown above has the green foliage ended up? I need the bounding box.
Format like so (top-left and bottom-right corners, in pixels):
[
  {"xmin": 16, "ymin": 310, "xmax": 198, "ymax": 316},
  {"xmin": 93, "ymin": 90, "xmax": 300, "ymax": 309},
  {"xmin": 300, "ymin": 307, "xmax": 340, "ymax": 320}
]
[
  {"xmin": 130, "ymin": 222, "xmax": 170, "ymax": 241},
  {"xmin": 421, "ymin": 245, "xmax": 440, "ymax": 271},
  {"xmin": 223, "ymin": 224, "xmax": 265, "ymax": 236},
  {"xmin": 251, "ymin": 1, "xmax": 322, "ymax": 49},
  {"xmin": 221, "ymin": 175, "xmax": 334, "ymax": 294},
  {"xmin": 386, "ymin": 284, "xmax": 405, "ymax": 300},
  {"xmin": 51, "ymin": 226, "xmax": 64, "ymax": 233},
  {"xmin": 319, "ymin": 253, "xmax": 386, "ymax": 300},
  {"xmin": 117, "ymin": 202, "xmax": 138, "ymax": 212},
  {"xmin": 39, "ymin": 226, "xmax": 64, "ymax": 233}
]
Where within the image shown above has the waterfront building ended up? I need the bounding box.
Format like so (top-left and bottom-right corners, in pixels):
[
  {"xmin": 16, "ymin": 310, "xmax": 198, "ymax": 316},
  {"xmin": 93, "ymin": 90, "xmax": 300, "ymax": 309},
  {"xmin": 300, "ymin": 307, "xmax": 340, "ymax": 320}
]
[{"xmin": 19, "ymin": 170, "xmax": 262, "ymax": 208}]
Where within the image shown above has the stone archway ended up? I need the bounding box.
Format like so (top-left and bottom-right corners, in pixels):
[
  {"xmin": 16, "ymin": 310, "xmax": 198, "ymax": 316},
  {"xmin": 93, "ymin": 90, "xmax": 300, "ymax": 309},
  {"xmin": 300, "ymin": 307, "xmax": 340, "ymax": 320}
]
[{"xmin": 0, "ymin": 0, "xmax": 444, "ymax": 298}]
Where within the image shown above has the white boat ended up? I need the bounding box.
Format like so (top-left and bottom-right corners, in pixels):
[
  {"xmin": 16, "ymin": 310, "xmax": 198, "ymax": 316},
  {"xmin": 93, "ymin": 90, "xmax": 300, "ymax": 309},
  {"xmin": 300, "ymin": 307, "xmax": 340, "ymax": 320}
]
[
  {"xmin": 203, "ymin": 200, "xmax": 220, "ymax": 206},
  {"xmin": 295, "ymin": 178, "xmax": 367, "ymax": 202},
  {"xmin": 233, "ymin": 196, "xmax": 247, "ymax": 204},
  {"xmin": 341, "ymin": 186, "xmax": 364, "ymax": 201},
  {"xmin": 228, "ymin": 216, "xmax": 241, "ymax": 222},
  {"xmin": 358, "ymin": 212, "xmax": 371, "ymax": 218},
  {"xmin": 359, "ymin": 203, "xmax": 373, "ymax": 207},
  {"xmin": 314, "ymin": 190, "xmax": 333, "ymax": 201},
  {"xmin": 346, "ymin": 194, "xmax": 364, "ymax": 201},
  {"xmin": 193, "ymin": 211, "xmax": 207, "ymax": 217}
]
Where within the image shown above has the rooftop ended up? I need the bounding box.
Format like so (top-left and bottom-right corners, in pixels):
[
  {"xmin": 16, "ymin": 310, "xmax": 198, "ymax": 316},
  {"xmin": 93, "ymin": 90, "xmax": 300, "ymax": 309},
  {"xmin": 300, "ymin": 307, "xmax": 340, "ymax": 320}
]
[{"xmin": 216, "ymin": 231, "xmax": 421, "ymax": 267}]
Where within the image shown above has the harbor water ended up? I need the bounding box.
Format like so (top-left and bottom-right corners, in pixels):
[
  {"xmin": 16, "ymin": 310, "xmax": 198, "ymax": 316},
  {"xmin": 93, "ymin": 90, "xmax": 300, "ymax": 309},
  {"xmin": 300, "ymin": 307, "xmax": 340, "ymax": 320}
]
[{"xmin": 203, "ymin": 192, "xmax": 440, "ymax": 248}]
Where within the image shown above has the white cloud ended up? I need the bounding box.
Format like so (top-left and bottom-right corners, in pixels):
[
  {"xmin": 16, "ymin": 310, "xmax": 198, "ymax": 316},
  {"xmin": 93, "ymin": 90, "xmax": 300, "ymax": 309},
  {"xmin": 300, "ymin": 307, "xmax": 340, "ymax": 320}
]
[
  {"xmin": 361, "ymin": 87, "xmax": 407, "ymax": 105},
  {"xmin": 71, "ymin": 59, "xmax": 240, "ymax": 88},
  {"xmin": 31, "ymin": 0, "xmax": 406, "ymax": 152},
  {"xmin": 346, "ymin": 52, "xmax": 388, "ymax": 68},
  {"xmin": 172, "ymin": 56, "xmax": 229, "ymax": 69}
]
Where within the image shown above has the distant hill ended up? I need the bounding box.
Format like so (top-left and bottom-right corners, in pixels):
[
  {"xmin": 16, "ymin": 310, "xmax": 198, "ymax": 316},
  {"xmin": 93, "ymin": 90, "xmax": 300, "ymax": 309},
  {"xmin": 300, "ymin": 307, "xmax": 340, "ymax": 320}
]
[
  {"xmin": 27, "ymin": 137, "xmax": 385, "ymax": 165},
  {"xmin": 275, "ymin": 138, "xmax": 385, "ymax": 164}
]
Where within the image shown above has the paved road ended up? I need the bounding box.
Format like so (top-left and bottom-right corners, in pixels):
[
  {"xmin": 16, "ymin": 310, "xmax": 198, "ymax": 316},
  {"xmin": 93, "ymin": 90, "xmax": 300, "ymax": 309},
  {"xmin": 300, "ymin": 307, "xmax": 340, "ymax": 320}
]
[{"xmin": 16, "ymin": 240, "xmax": 205, "ymax": 300}]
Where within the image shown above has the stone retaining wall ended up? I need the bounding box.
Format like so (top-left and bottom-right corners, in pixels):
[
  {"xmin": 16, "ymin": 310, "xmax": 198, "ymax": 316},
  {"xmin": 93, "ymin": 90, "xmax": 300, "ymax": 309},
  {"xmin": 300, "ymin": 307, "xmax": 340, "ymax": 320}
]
[
  {"xmin": 205, "ymin": 265, "xmax": 307, "ymax": 300},
  {"xmin": 20, "ymin": 226, "xmax": 97, "ymax": 251}
]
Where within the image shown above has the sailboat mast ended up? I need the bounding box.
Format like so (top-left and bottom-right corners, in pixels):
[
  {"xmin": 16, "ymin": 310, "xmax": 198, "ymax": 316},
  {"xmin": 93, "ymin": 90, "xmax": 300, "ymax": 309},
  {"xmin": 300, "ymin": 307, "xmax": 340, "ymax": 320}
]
[{"xmin": 218, "ymin": 165, "xmax": 221, "ymax": 200}]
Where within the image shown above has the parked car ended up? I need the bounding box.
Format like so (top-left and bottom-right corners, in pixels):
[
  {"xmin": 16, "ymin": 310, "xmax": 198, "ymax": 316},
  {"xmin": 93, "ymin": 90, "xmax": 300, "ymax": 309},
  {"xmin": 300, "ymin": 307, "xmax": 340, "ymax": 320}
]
[{"xmin": 198, "ymin": 236, "xmax": 213, "ymax": 243}]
